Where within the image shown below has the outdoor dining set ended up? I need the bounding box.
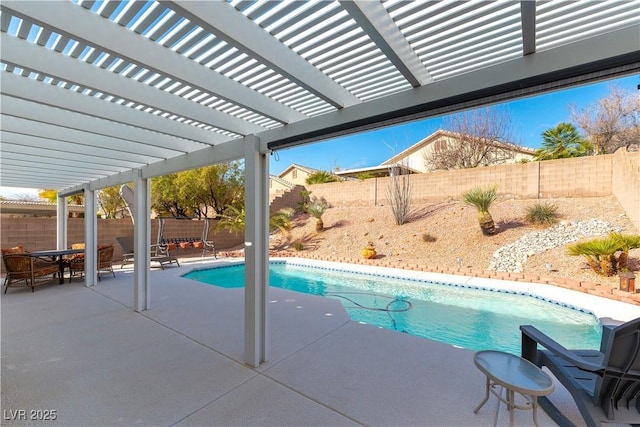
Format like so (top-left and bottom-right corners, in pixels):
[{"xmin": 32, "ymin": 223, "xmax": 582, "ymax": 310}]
[{"xmin": 1, "ymin": 243, "xmax": 115, "ymax": 293}]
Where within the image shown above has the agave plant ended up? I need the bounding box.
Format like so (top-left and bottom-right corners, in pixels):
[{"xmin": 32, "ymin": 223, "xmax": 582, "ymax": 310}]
[
  {"xmin": 567, "ymin": 232, "xmax": 640, "ymax": 276},
  {"xmin": 462, "ymin": 184, "xmax": 498, "ymax": 236},
  {"xmin": 306, "ymin": 196, "xmax": 330, "ymax": 232}
]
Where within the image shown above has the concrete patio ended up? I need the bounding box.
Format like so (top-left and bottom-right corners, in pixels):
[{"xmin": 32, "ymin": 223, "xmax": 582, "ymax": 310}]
[{"xmin": 2, "ymin": 256, "xmax": 636, "ymax": 426}]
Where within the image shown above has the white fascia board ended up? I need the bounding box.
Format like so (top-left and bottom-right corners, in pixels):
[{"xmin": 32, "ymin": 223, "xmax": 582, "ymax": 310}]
[
  {"xmin": 1, "ymin": 1, "xmax": 302, "ymax": 125},
  {"xmin": 0, "ymin": 72, "xmax": 224, "ymax": 145},
  {"xmin": 141, "ymin": 137, "xmax": 245, "ymax": 179},
  {"xmin": 86, "ymin": 170, "xmax": 140, "ymax": 193},
  {"xmin": 339, "ymin": 0, "xmax": 432, "ymax": 87},
  {"xmin": 1, "ymin": 95, "xmax": 209, "ymax": 154},
  {"xmin": 0, "ymin": 33, "xmax": 264, "ymax": 136},
  {"xmin": 1, "ymin": 115, "xmax": 177, "ymax": 159},
  {"xmin": 166, "ymin": 1, "xmax": 360, "ymax": 109},
  {"xmin": 259, "ymin": 25, "xmax": 640, "ymax": 151}
]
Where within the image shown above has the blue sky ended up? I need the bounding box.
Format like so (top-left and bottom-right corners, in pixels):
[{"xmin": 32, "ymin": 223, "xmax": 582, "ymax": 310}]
[
  {"xmin": 270, "ymin": 74, "xmax": 640, "ymax": 175},
  {"xmin": 1, "ymin": 75, "xmax": 638, "ymax": 199}
]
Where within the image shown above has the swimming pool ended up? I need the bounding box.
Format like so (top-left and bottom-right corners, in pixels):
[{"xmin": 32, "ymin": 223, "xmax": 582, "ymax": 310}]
[{"xmin": 184, "ymin": 261, "xmax": 602, "ymax": 354}]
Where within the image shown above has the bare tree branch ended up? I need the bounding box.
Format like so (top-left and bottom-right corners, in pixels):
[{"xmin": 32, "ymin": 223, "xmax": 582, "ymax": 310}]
[
  {"xmin": 570, "ymin": 85, "xmax": 640, "ymax": 154},
  {"xmin": 423, "ymin": 108, "xmax": 516, "ymax": 170}
]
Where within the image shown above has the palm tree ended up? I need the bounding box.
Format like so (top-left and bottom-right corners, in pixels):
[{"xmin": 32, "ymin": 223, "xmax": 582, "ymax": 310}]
[
  {"xmin": 534, "ymin": 123, "xmax": 592, "ymax": 160},
  {"xmin": 462, "ymin": 185, "xmax": 498, "ymax": 236},
  {"xmin": 305, "ymin": 171, "xmax": 340, "ymax": 185},
  {"xmin": 306, "ymin": 196, "xmax": 329, "ymax": 232}
]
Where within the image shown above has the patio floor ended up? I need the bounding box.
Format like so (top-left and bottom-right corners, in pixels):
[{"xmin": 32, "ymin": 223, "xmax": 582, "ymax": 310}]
[{"xmin": 2, "ymin": 256, "xmax": 634, "ymax": 426}]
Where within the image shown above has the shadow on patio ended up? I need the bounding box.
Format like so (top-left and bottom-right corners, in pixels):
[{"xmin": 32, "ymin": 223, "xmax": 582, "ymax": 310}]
[{"xmin": 1, "ymin": 257, "xmax": 586, "ymax": 426}]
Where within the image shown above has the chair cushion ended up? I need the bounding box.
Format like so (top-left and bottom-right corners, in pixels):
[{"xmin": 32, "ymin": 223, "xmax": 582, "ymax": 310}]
[{"xmin": 2, "ymin": 245, "xmax": 25, "ymax": 254}]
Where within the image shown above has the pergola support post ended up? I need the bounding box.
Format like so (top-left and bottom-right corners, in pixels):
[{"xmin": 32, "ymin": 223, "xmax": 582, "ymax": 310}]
[
  {"xmin": 133, "ymin": 172, "xmax": 151, "ymax": 312},
  {"xmin": 56, "ymin": 195, "xmax": 67, "ymax": 250},
  {"xmin": 84, "ymin": 186, "xmax": 97, "ymax": 287},
  {"xmin": 244, "ymin": 135, "xmax": 270, "ymax": 367}
]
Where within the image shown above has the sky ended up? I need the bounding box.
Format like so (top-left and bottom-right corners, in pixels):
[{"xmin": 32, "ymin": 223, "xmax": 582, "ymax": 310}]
[
  {"xmin": 269, "ymin": 74, "xmax": 640, "ymax": 175},
  {"xmin": 1, "ymin": 74, "xmax": 638, "ymax": 200}
]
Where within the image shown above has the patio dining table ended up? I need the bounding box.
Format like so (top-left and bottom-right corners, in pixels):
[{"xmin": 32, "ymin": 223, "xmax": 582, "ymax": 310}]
[{"xmin": 31, "ymin": 249, "xmax": 84, "ymax": 284}]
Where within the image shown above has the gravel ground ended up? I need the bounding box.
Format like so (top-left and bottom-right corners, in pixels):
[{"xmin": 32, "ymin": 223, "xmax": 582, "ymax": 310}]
[{"xmin": 269, "ymin": 195, "xmax": 639, "ymax": 288}]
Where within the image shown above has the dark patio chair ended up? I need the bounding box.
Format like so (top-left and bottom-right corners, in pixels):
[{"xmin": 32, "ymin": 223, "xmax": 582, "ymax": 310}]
[
  {"xmin": 520, "ymin": 318, "xmax": 640, "ymax": 427},
  {"xmin": 68, "ymin": 245, "xmax": 115, "ymax": 281},
  {"xmin": 115, "ymin": 236, "xmax": 179, "ymax": 270},
  {"xmin": 2, "ymin": 253, "xmax": 59, "ymax": 293}
]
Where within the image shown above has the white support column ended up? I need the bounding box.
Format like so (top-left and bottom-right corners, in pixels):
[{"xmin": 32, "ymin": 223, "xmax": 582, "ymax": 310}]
[
  {"xmin": 133, "ymin": 172, "xmax": 151, "ymax": 312},
  {"xmin": 84, "ymin": 186, "xmax": 97, "ymax": 287},
  {"xmin": 244, "ymin": 135, "xmax": 270, "ymax": 367},
  {"xmin": 56, "ymin": 195, "xmax": 67, "ymax": 250}
]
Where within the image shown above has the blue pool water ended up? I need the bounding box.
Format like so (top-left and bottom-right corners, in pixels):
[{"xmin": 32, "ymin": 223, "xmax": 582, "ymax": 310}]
[{"xmin": 184, "ymin": 262, "xmax": 601, "ymax": 354}]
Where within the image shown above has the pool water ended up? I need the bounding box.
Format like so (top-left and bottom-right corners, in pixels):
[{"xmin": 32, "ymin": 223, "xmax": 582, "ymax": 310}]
[{"xmin": 184, "ymin": 262, "xmax": 602, "ymax": 354}]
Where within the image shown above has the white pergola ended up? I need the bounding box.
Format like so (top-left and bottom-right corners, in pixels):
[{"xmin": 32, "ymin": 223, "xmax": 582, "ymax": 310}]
[{"xmin": 1, "ymin": 0, "xmax": 638, "ymax": 366}]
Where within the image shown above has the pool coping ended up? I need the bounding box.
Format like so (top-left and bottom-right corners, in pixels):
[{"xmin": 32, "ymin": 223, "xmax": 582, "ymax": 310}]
[{"xmin": 184, "ymin": 257, "xmax": 640, "ymax": 325}]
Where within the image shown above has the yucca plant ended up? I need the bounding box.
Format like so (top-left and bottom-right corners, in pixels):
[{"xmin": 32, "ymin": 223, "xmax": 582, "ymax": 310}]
[
  {"xmin": 567, "ymin": 233, "xmax": 640, "ymax": 276},
  {"xmin": 462, "ymin": 184, "xmax": 498, "ymax": 236},
  {"xmin": 525, "ymin": 202, "xmax": 559, "ymax": 226},
  {"xmin": 307, "ymin": 196, "xmax": 329, "ymax": 232}
]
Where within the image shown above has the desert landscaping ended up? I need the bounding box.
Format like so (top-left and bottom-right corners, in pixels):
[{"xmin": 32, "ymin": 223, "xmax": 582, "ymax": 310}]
[{"xmin": 264, "ymin": 195, "xmax": 638, "ymax": 291}]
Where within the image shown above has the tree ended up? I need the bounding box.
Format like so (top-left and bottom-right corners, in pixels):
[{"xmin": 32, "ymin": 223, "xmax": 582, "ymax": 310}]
[
  {"xmin": 423, "ymin": 107, "xmax": 516, "ymax": 170},
  {"xmin": 533, "ymin": 123, "xmax": 592, "ymax": 160},
  {"xmin": 151, "ymin": 162, "xmax": 245, "ymax": 218},
  {"xmin": 38, "ymin": 189, "xmax": 83, "ymax": 205},
  {"xmin": 305, "ymin": 171, "xmax": 340, "ymax": 184},
  {"xmin": 570, "ymin": 85, "xmax": 640, "ymax": 154},
  {"xmin": 98, "ymin": 185, "xmax": 127, "ymax": 219}
]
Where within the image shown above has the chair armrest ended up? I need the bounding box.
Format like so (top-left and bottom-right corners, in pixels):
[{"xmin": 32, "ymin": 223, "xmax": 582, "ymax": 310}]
[{"xmin": 520, "ymin": 325, "xmax": 605, "ymax": 374}]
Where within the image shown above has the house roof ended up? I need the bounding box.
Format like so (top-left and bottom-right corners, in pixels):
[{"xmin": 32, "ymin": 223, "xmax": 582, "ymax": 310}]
[
  {"xmin": 0, "ymin": 200, "xmax": 85, "ymax": 215},
  {"xmin": 381, "ymin": 129, "xmax": 536, "ymax": 166},
  {"xmin": 277, "ymin": 163, "xmax": 322, "ymax": 179},
  {"xmin": 0, "ymin": 1, "xmax": 637, "ymax": 193},
  {"xmin": 269, "ymin": 175, "xmax": 295, "ymax": 190}
]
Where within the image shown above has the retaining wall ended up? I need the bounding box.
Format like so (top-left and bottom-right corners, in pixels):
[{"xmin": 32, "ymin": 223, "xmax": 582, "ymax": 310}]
[{"xmin": 307, "ymin": 150, "xmax": 639, "ymax": 230}]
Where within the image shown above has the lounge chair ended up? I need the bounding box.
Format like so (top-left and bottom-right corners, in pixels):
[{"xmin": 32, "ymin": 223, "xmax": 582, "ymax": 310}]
[
  {"xmin": 68, "ymin": 245, "xmax": 115, "ymax": 281},
  {"xmin": 520, "ymin": 318, "xmax": 640, "ymax": 427},
  {"xmin": 2, "ymin": 253, "xmax": 59, "ymax": 293},
  {"xmin": 115, "ymin": 236, "xmax": 180, "ymax": 270}
]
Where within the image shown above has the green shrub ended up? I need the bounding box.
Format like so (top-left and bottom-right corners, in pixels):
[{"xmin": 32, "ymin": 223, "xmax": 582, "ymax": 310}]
[
  {"xmin": 525, "ymin": 202, "xmax": 559, "ymax": 225},
  {"xmin": 293, "ymin": 240, "xmax": 304, "ymax": 251},
  {"xmin": 567, "ymin": 232, "xmax": 640, "ymax": 276}
]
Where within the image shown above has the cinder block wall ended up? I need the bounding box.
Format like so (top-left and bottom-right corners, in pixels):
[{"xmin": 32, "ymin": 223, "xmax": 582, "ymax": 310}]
[
  {"xmin": 612, "ymin": 149, "xmax": 640, "ymax": 231},
  {"xmin": 309, "ymin": 154, "xmax": 620, "ymax": 206},
  {"xmin": 1, "ymin": 217, "xmax": 243, "ymax": 273}
]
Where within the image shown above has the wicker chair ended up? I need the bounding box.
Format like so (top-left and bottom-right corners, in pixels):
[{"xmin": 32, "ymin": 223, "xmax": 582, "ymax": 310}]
[
  {"xmin": 68, "ymin": 245, "xmax": 115, "ymax": 281},
  {"xmin": 2, "ymin": 253, "xmax": 59, "ymax": 293}
]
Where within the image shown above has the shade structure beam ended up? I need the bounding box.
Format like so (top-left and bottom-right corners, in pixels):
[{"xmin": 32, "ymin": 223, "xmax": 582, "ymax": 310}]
[
  {"xmin": 0, "ymin": 0, "xmax": 301, "ymax": 126},
  {"xmin": 164, "ymin": 1, "xmax": 360, "ymax": 109},
  {"xmin": 339, "ymin": 0, "xmax": 432, "ymax": 87},
  {"xmin": 0, "ymin": 33, "xmax": 263, "ymax": 136}
]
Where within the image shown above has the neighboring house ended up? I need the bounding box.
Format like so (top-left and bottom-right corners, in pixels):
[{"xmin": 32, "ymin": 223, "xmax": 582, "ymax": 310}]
[
  {"xmin": 0, "ymin": 200, "xmax": 85, "ymax": 217},
  {"xmin": 269, "ymin": 175, "xmax": 296, "ymax": 194},
  {"xmin": 336, "ymin": 130, "xmax": 535, "ymax": 179},
  {"xmin": 381, "ymin": 130, "xmax": 535, "ymax": 173},
  {"xmin": 269, "ymin": 163, "xmax": 324, "ymax": 194}
]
